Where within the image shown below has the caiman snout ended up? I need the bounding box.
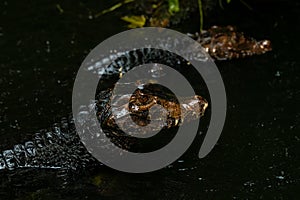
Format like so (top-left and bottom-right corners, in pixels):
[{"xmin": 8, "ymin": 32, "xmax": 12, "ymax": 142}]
[{"xmin": 257, "ymin": 40, "xmax": 272, "ymax": 53}]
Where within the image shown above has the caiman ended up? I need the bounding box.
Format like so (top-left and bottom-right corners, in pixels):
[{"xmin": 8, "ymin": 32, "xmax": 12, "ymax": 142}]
[
  {"xmin": 190, "ymin": 25, "xmax": 271, "ymax": 60},
  {"xmin": 0, "ymin": 26, "xmax": 271, "ymax": 171}
]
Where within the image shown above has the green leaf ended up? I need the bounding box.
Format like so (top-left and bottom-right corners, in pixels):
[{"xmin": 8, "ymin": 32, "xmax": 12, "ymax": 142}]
[
  {"xmin": 168, "ymin": 0, "xmax": 180, "ymax": 15},
  {"xmin": 121, "ymin": 15, "xmax": 146, "ymax": 28}
]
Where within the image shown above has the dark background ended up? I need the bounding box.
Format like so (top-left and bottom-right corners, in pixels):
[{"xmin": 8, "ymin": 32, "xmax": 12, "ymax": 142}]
[{"xmin": 0, "ymin": 0, "xmax": 299, "ymax": 199}]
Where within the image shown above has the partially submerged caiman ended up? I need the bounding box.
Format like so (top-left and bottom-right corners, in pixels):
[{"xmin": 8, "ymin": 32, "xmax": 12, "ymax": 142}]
[
  {"xmin": 192, "ymin": 25, "xmax": 271, "ymax": 60},
  {"xmin": 0, "ymin": 26, "xmax": 271, "ymax": 171}
]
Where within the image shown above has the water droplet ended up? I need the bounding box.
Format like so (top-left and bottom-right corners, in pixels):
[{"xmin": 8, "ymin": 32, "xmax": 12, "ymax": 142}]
[
  {"xmin": 276, "ymin": 176, "xmax": 284, "ymax": 180},
  {"xmin": 275, "ymin": 71, "xmax": 281, "ymax": 77}
]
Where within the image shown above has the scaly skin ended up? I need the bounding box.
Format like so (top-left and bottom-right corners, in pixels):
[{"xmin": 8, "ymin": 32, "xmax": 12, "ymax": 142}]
[
  {"xmin": 191, "ymin": 25, "xmax": 272, "ymax": 60},
  {"xmin": 0, "ymin": 116, "xmax": 98, "ymax": 171},
  {"xmin": 0, "ymin": 92, "xmax": 208, "ymax": 171},
  {"xmin": 0, "ymin": 28, "xmax": 271, "ymax": 171}
]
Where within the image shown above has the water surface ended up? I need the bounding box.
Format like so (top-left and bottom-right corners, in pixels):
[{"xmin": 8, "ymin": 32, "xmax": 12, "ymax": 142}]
[{"xmin": 0, "ymin": 0, "xmax": 299, "ymax": 199}]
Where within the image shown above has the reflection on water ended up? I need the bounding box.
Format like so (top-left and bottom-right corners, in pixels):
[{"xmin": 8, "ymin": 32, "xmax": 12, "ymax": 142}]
[{"xmin": 0, "ymin": 0, "xmax": 299, "ymax": 199}]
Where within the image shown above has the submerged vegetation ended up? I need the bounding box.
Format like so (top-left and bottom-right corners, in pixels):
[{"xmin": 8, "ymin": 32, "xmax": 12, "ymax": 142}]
[{"xmin": 95, "ymin": 0, "xmax": 253, "ymax": 32}]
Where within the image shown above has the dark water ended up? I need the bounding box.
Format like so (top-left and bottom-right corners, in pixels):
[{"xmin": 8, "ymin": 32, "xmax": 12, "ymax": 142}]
[{"xmin": 0, "ymin": 0, "xmax": 299, "ymax": 199}]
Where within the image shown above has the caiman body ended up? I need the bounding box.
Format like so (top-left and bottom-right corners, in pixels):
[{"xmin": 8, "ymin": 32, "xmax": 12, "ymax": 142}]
[
  {"xmin": 0, "ymin": 91, "xmax": 208, "ymax": 171},
  {"xmin": 0, "ymin": 26, "xmax": 271, "ymax": 171}
]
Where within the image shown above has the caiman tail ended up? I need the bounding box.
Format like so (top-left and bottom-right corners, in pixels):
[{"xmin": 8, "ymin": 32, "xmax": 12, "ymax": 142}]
[{"xmin": 0, "ymin": 115, "xmax": 97, "ymax": 171}]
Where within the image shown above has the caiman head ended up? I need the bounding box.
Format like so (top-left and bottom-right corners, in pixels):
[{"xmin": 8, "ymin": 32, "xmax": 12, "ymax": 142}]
[{"xmin": 196, "ymin": 25, "xmax": 272, "ymax": 60}]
